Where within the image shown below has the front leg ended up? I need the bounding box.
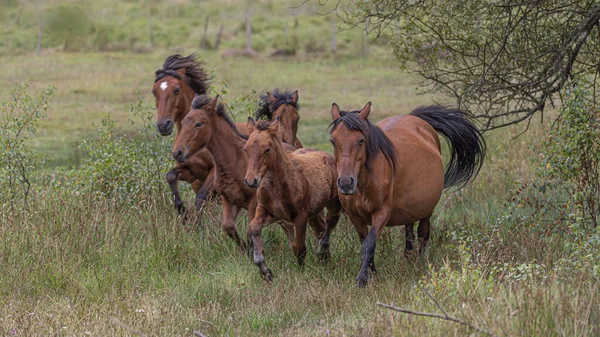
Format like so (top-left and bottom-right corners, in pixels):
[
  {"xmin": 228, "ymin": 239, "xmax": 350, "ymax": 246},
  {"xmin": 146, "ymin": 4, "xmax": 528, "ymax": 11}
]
[
  {"xmin": 316, "ymin": 198, "xmax": 342, "ymax": 261},
  {"xmin": 194, "ymin": 168, "xmax": 216, "ymax": 226},
  {"xmin": 291, "ymin": 213, "xmax": 309, "ymax": 266},
  {"xmin": 165, "ymin": 167, "xmax": 191, "ymax": 215},
  {"xmin": 248, "ymin": 205, "xmax": 277, "ymax": 281},
  {"xmin": 357, "ymin": 207, "xmax": 391, "ymax": 288},
  {"xmin": 221, "ymin": 198, "xmax": 244, "ymax": 249}
]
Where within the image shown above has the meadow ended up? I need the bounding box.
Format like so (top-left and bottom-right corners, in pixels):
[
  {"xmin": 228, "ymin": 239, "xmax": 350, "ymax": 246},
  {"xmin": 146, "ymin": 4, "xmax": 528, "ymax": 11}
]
[{"xmin": 1, "ymin": 1, "xmax": 599, "ymax": 336}]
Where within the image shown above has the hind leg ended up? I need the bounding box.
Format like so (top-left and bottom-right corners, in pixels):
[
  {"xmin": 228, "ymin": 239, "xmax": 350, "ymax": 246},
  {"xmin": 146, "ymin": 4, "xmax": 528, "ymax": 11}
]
[
  {"xmin": 317, "ymin": 198, "xmax": 341, "ymax": 261},
  {"xmin": 417, "ymin": 216, "xmax": 431, "ymax": 255},
  {"xmin": 404, "ymin": 223, "xmax": 416, "ymax": 258}
]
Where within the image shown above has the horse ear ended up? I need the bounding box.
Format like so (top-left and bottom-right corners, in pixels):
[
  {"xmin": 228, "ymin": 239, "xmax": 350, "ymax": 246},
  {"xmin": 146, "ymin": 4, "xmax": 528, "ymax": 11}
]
[
  {"xmin": 331, "ymin": 103, "xmax": 341, "ymax": 121},
  {"xmin": 175, "ymin": 68, "xmax": 186, "ymax": 78},
  {"xmin": 247, "ymin": 116, "xmax": 256, "ymax": 133},
  {"xmin": 267, "ymin": 92, "xmax": 277, "ymax": 104},
  {"xmin": 271, "ymin": 118, "xmax": 284, "ymax": 140},
  {"xmin": 292, "ymin": 90, "xmax": 299, "ymax": 103},
  {"xmin": 358, "ymin": 102, "xmax": 371, "ymax": 120},
  {"xmin": 209, "ymin": 96, "xmax": 219, "ymax": 112}
]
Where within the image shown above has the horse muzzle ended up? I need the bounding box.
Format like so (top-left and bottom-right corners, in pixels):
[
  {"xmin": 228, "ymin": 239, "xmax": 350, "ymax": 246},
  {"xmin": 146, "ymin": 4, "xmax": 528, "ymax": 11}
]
[
  {"xmin": 337, "ymin": 176, "xmax": 357, "ymax": 195},
  {"xmin": 172, "ymin": 148, "xmax": 188, "ymax": 163},
  {"xmin": 244, "ymin": 177, "xmax": 260, "ymax": 189},
  {"xmin": 156, "ymin": 119, "xmax": 174, "ymax": 136}
]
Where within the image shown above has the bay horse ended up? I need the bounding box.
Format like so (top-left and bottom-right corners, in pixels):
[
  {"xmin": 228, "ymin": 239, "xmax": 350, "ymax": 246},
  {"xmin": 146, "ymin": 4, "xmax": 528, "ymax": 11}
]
[
  {"xmin": 255, "ymin": 89, "xmax": 303, "ymax": 148},
  {"xmin": 244, "ymin": 118, "xmax": 341, "ymax": 281},
  {"xmin": 171, "ymin": 95, "xmax": 326, "ymax": 248},
  {"xmin": 329, "ymin": 102, "xmax": 485, "ymax": 287}
]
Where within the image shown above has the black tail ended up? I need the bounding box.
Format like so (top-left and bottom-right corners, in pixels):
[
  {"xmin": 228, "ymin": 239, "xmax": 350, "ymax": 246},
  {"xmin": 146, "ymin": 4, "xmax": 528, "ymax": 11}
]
[{"xmin": 410, "ymin": 105, "xmax": 486, "ymax": 189}]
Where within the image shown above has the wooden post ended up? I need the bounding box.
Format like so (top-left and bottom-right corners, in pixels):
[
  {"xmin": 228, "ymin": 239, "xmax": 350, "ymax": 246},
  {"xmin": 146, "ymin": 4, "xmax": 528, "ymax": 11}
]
[
  {"xmin": 201, "ymin": 16, "xmax": 209, "ymax": 49},
  {"xmin": 331, "ymin": 16, "xmax": 336, "ymax": 53},
  {"xmin": 215, "ymin": 24, "xmax": 224, "ymax": 51},
  {"xmin": 245, "ymin": 11, "xmax": 254, "ymax": 54},
  {"xmin": 36, "ymin": 16, "xmax": 43, "ymax": 55}
]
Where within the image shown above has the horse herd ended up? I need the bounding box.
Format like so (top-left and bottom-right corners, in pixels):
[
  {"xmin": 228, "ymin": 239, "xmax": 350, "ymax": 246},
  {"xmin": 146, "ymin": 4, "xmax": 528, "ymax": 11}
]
[{"xmin": 152, "ymin": 54, "xmax": 486, "ymax": 287}]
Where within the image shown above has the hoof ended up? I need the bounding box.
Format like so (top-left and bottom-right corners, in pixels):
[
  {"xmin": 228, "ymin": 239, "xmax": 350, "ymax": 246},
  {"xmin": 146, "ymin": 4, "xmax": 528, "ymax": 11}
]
[
  {"xmin": 404, "ymin": 249, "xmax": 417, "ymax": 259},
  {"xmin": 262, "ymin": 268, "xmax": 274, "ymax": 282},
  {"xmin": 356, "ymin": 276, "xmax": 368, "ymax": 288},
  {"xmin": 316, "ymin": 247, "xmax": 331, "ymax": 262}
]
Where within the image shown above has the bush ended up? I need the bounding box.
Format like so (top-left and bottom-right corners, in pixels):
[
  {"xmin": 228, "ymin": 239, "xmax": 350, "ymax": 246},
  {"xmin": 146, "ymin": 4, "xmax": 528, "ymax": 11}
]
[
  {"xmin": 0, "ymin": 83, "xmax": 55, "ymax": 210},
  {"xmin": 58, "ymin": 96, "xmax": 173, "ymax": 206}
]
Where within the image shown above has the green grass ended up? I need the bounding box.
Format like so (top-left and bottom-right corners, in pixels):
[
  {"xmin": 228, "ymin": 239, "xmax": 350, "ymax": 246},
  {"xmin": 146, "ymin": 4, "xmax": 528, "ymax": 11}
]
[{"xmin": 1, "ymin": 2, "xmax": 600, "ymax": 336}]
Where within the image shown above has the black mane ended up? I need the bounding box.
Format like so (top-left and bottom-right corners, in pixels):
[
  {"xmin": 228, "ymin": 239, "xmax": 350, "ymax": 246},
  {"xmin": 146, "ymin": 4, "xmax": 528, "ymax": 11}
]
[
  {"xmin": 191, "ymin": 95, "xmax": 248, "ymax": 140},
  {"xmin": 155, "ymin": 54, "xmax": 209, "ymax": 95},
  {"xmin": 330, "ymin": 111, "xmax": 397, "ymax": 174},
  {"xmin": 255, "ymin": 89, "xmax": 299, "ymax": 120}
]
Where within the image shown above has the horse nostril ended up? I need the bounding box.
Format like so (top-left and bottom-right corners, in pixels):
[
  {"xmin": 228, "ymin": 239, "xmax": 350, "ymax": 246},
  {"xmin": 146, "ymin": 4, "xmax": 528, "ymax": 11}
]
[
  {"xmin": 349, "ymin": 177, "xmax": 354, "ymax": 185},
  {"xmin": 164, "ymin": 120, "xmax": 172, "ymax": 129},
  {"xmin": 173, "ymin": 149, "xmax": 183, "ymax": 161}
]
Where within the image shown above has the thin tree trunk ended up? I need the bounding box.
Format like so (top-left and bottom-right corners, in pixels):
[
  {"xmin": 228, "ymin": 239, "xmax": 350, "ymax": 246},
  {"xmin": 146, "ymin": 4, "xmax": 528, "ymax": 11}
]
[
  {"xmin": 201, "ymin": 16, "xmax": 209, "ymax": 49},
  {"xmin": 331, "ymin": 16, "xmax": 336, "ymax": 53},
  {"xmin": 215, "ymin": 24, "xmax": 224, "ymax": 51},
  {"xmin": 36, "ymin": 16, "xmax": 43, "ymax": 55}
]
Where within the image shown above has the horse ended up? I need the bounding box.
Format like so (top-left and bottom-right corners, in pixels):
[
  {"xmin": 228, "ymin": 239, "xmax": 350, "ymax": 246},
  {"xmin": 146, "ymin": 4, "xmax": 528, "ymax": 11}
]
[
  {"xmin": 171, "ymin": 95, "xmax": 327, "ymax": 248},
  {"xmin": 255, "ymin": 89, "xmax": 303, "ymax": 148},
  {"xmin": 244, "ymin": 118, "xmax": 341, "ymax": 281},
  {"xmin": 329, "ymin": 102, "xmax": 485, "ymax": 287}
]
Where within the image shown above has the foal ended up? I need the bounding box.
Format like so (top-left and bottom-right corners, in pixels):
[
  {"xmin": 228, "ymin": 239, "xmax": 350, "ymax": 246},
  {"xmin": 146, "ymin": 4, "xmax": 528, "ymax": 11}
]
[
  {"xmin": 244, "ymin": 118, "xmax": 341, "ymax": 281},
  {"xmin": 329, "ymin": 102, "xmax": 485, "ymax": 287}
]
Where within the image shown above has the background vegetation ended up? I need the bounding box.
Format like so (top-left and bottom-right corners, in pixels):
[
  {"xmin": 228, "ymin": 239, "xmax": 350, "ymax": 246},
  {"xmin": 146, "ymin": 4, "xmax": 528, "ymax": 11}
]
[{"xmin": 0, "ymin": 0, "xmax": 599, "ymax": 336}]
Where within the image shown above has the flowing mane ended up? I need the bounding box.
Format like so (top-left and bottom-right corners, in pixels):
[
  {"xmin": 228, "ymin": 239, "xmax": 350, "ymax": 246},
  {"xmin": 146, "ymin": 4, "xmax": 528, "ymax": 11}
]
[
  {"xmin": 191, "ymin": 95, "xmax": 248, "ymax": 140},
  {"xmin": 155, "ymin": 54, "xmax": 209, "ymax": 95},
  {"xmin": 330, "ymin": 111, "xmax": 397, "ymax": 174},
  {"xmin": 255, "ymin": 89, "xmax": 299, "ymax": 120}
]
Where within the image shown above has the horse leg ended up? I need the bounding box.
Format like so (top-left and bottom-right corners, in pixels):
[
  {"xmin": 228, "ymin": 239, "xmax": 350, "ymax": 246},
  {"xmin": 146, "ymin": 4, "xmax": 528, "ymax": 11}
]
[
  {"xmin": 308, "ymin": 214, "xmax": 326, "ymax": 240},
  {"xmin": 417, "ymin": 216, "xmax": 431, "ymax": 255},
  {"xmin": 166, "ymin": 168, "xmax": 186, "ymax": 215},
  {"xmin": 357, "ymin": 207, "xmax": 391, "ymax": 288},
  {"xmin": 404, "ymin": 223, "xmax": 416, "ymax": 258},
  {"xmin": 291, "ymin": 213, "xmax": 309, "ymax": 266},
  {"xmin": 248, "ymin": 205, "xmax": 277, "ymax": 281},
  {"xmin": 194, "ymin": 168, "xmax": 215, "ymax": 226},
  {"xmin": 221, "ymin": 198, "xmax": 245, "ymax": 249},
  {"xmin": 317, "ymin": 198, "xmax": 342, "ymax": 261}
]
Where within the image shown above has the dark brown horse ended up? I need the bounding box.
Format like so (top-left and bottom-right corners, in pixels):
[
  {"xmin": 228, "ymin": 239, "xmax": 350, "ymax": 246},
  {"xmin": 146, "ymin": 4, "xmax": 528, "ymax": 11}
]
[
  {"xmin": 172, "ymin": 95, "xmax": 326, "ymax": 247},
  {"xmin": 244, "ymin": 118, "xmax": 341, "ymax": 280},
  {"xmin": 329, "ymin": 102, "xmax": 485, "ymax": 287}
]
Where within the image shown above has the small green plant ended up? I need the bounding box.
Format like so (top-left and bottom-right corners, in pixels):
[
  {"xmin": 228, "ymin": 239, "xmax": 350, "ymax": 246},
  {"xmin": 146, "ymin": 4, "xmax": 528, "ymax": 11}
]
[{"xmin": 0, "ymin": 83, "xmax": 55, "ymax": 210}]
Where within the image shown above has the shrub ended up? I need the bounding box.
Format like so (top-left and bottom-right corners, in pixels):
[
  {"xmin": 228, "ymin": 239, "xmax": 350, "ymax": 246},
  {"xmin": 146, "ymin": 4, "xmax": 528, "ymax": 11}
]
[{"xmin": 0, "ymin": 83, "xmax": 55, "ymax": 210}]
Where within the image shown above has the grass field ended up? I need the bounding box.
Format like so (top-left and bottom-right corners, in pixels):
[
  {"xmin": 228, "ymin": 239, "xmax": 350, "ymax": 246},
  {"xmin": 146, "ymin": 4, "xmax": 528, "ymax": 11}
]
[{"xmin": 1, "ymin": 1, "xmax": 599, "ymax": 336}]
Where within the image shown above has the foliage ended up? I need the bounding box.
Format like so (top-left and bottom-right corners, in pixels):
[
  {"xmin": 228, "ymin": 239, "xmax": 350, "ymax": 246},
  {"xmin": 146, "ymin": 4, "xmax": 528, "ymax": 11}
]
[
  {"xmin": 0, "ymin": 83, "xmax": 55, "ymax": 210},
  {"xmin": 58, "ymin": 96, "xmax": 172, "ymax": 205},
  {"xmin": 337, "ymin": 0, "xmax": 600, "ymax": 131}
]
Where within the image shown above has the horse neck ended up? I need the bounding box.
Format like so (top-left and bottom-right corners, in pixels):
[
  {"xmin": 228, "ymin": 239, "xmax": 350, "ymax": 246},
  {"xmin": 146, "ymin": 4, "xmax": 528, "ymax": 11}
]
[
  {"xmin": 174, "ymin": 83, "xmax": 195, "ymax": 134},
  {"xmin": 206, "ymin": 116, "xmax": 247, "ymax": 178}
]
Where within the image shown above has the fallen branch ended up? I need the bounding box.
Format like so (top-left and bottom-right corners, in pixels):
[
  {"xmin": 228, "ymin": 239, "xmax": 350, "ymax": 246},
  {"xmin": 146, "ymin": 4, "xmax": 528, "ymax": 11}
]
[
  {"xmin": 193, "ymin": 331, "xmax": 207, "ymax": 337},
  {"xmin": 376, "ymin": 302, "xmax": 494, "ymax": 336}
]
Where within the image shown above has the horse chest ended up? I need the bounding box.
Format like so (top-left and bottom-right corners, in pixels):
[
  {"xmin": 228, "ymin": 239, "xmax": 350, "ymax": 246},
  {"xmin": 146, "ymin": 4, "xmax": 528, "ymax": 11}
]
[
  {"xmin": 214, "ymin": 177, "xmax": 249, "ymax": 207},
  {"xmin": 257, "ymin": 185, "xmax": 298, "ymax": 222}
]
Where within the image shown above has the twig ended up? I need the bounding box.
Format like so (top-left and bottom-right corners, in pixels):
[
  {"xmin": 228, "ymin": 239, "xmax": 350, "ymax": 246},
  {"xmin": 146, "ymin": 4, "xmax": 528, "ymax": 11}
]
[
  {"xmin": 193, "ymin": 331, "xmax": 207, "ymax": 337},
  {"xmin": 376, "ymin": 302, "xmax": 494, "ymax": 336},
  {"xmin": 421, "ymin": 287, "xmax": 448, "ymax": 318},
  {"xmin": 109, "ymin": 317, "xmax": 148, "ymax": 337}
]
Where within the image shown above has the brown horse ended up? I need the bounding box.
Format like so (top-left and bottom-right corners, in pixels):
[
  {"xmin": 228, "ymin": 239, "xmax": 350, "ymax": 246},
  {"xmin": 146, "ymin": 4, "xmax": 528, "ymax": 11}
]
[
  {"xmin": 255, "ymin": 89, "xmax": 303, "ymax": 148},
  {"xmin": 329, "ymin": 102, "xmax": 485, "ymax": 287},
  {"xmin": 172, "ymin": 95, "xmax": 326, "ymax": 247},
  {"xmin": 244, "ymin": 118, "xmax": 341, "ymax": 280}
]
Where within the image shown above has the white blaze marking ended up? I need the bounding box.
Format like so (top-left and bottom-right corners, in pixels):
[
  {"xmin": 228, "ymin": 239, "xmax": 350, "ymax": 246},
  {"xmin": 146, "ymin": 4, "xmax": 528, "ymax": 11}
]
[{"xmin": 160, "ymin": 81, "xmax": 168, "ymax": 91}]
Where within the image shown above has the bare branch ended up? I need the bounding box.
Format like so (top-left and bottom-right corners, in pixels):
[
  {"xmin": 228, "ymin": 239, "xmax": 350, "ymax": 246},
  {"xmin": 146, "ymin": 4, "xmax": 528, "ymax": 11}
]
[{"xmin": 376, "ymin": 302, "xmax": 495, "ymax": 336}]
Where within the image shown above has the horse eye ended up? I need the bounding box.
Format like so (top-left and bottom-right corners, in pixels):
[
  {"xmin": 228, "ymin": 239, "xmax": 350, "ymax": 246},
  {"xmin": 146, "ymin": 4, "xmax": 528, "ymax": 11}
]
[
  {"xmin": 265, "ymin": 147, "xmax": 271, "ymax": 154},
  {"xmin": 174, "ymin": 87, "xmax": 181, "ymax": 95},
  {"xmin": 195, "ymin": 122, "xmax": 202, "ymax": 127},
  {"xmin": 358, "ymin": 139, "xmax": 365, "ymax": 145}
]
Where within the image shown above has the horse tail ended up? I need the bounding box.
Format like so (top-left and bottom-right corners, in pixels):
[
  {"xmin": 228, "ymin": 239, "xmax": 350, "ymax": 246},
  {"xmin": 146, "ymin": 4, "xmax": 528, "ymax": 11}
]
[{"xmin": 409, "ymin": 105, "xmax": 486, "ymax": 189}]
